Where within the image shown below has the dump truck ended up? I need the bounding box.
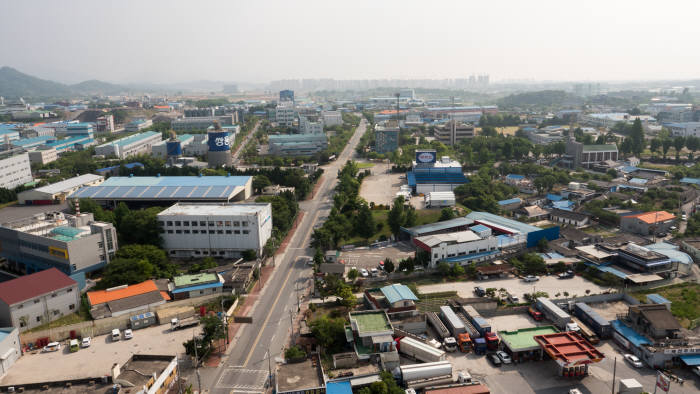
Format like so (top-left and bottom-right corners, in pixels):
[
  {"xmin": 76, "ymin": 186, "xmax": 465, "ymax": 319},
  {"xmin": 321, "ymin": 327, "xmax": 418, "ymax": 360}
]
[
  {"xmin": 171, "ymin": 316, "xmax": 200, "ymax": 331},
  {"xmin": 457, "ymin": 333, "xmax": 472, "ymax": 352},
  {"xmin": 397, "ymin": 336, "xmax": 446, "ymax": 363},
  {"xmin": 426, "ymin": 311, "xmax": 451, "ymax": 340}
]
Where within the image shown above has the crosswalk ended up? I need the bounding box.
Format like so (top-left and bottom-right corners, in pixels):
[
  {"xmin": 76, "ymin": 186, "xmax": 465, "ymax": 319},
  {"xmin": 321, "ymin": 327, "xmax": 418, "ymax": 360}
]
[{"xmin": 216, "ymin": 367, "xmax": 269, "ymax": 393}]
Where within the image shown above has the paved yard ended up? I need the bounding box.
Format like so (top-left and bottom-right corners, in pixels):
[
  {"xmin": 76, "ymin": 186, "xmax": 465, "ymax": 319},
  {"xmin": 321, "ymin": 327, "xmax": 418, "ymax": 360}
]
[
  {"xmin": 419, "ymin": 275, "xmax": 609, "ymax": 302},
  {"xmin": 488, "ymin": 313, "xmax": 541, "ymax": 332},
  {"xmin": 359, "ymin": 163, "xmax": 403, "ymax": 206},
  {"xmin": 340, "ymin": 244, "xmax": 415, "ymax": 270},
  {"xmin": 587, "ymin": 300, "xmax": 632, "ymax": 321},
  {"xmin": 2, "ymin": 322, "xmax": 199, "ymax": 385}
]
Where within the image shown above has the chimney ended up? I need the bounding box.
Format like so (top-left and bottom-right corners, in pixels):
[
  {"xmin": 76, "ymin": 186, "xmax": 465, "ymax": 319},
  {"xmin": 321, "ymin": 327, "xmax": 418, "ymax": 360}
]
[{"xmin": 74, "ymin": 198, "xmax": 80, "ymax": 215}]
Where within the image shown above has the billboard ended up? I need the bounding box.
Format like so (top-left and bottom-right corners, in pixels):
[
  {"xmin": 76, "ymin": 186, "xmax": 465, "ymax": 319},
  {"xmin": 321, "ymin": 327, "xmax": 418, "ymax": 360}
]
[
  {"xmin": 208, "ymin": 131, "xmax": 231, "ymax": 152},
  {"xmin": 415, "ymin": 150, "xmax": 437, "ymax": 164}
]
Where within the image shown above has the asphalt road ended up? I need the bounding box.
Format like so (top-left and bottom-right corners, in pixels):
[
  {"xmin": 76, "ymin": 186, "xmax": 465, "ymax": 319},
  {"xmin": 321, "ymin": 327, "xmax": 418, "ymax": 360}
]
[
  {"xmin": 208, "ymin": 117, "xmax": 368, "ymax": 393},
  {"xmin": 232, "ymin": 121, "xmax": 261, "ymax": 166}
]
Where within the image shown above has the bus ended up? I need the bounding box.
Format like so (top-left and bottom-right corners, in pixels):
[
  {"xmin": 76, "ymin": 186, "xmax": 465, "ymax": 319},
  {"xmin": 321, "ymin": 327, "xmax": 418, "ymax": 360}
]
[{"xmin": 572, "ymin": 317, "xmax": 599, "ymax": 344}]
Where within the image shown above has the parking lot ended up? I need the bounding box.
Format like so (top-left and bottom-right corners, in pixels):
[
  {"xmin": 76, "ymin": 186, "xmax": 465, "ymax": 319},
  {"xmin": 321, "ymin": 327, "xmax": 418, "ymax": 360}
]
[
  {"xmin": 359, "ymin": 164, "xmax": 404, "ymax": 206},
  {"xmin": 1, "ymin": 322, "xmax": 199, "ymax": 385},
  {"xmin": 418, "ymin": 274, "xmax": 609, "ymax": 302},
  {"xmin": 339, "ymin": 243, "xmax": 416, "ymax": 271}
]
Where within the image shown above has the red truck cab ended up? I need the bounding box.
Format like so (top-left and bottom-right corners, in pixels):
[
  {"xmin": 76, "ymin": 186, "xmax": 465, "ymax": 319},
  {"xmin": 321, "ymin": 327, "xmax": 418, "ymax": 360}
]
[
  {"xmin": 485, "ymin": 332, "xmax": 500, "ymax": 350},
  {"xmin": 528, "ymin": 307, "xmax": 543, "ymax": 321}
]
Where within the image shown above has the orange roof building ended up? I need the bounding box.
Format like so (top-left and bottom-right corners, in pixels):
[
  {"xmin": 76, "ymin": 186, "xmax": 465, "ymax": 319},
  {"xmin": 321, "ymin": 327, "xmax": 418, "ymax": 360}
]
[
  {"xmin": 534, "ymin": 332, "xmax": 604, "ymax": 378},
  {"xmin": 621, "ymin": 211, "xmax": 676, "ymax": 236},
  {"xmin": 87, "ymin": 280, "xmax": 167, "ymax": 318}
]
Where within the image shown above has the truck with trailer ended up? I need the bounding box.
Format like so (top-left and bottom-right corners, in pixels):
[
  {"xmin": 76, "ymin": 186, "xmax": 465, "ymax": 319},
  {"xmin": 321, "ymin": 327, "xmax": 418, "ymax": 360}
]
[
  {"xmin": 427, "ymin": 311, "xmax": 451, "ymax": 340},
  {"xmin": 457, "ymin": 333, "xmax": 472, "ymax": 352},
  {"xmin": 393, "ymin": 361, "xmax": 453, "ymax": 388},
  {"xmin": 397, "ymin": 336, "xmax": 446, "ymax": 362},
  {"xmin": 573, "ymin": 302, "xmax": 612, "ymax": 339},
  {"xmin": 536, "ymin": 298, "xmax": 579, "ymax": 332},
  {"xmin": 571, "ymin": 317, "xmax": 599, "ymax": 344},
  {"xmin": 439, "ymin": 306, "xmax": 466, "ymax": 337},
  {"xmin": 473, "ymin": 337, "xmax": 487, "ymax": 355},
  {"xmin": 461, "ymin": 305, "xmax": 499, "ymax": 350}
]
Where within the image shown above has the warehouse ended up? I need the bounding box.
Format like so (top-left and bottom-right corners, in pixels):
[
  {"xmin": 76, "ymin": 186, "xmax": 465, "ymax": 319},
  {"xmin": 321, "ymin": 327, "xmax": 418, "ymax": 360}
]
[
  {"xmin": 157, "ymin": 202, "xmax": 272, "ymax": 258},
  {"xmin": 94, "ymin": 130, "xmax": 163, "ymax": 159},
  {"xmin": 18, "ymin": 174, "xmax": 104, "ymax": 205},
  {"xmin": 69, "ymin": 175, "xmax": 253, "ymax": 206},
  {"xmin": 424, "ymin": 191, "xmax": 456, "ymax": 207}
]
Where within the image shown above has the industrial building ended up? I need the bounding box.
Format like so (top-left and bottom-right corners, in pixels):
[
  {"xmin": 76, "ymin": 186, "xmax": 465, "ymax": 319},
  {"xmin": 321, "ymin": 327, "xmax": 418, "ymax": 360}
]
[
  {"xmin": 299, "ymin": 115, "xmax": 323, "ymax": 134},
  {"xmin": 0, "ymin": 327, "xmax": 20, "ymax": 377},
  {"xmin": 69, "ymin": 175, "xmax": 253, "ymax": 206},
  {"xmin": 0, "ymin": 268, "xmax": 79, "ymax": 331},
  {"xmin": 268, "ymin": 133, "xmax": 328, "ymax": 156},
  {"xmin": 414, "ymin": 229, "xmax": 499, "ymax": 268},
  {"xmin": 171, "ymin": 273, "xmax": 224, "ymax": 299},
  {"xmin": 54, "ymin": 122, "xmax": 94, "ymax": 138},
  {"xmin": 96, "ymin": 114, "xmax": 115, "ymax": 132},
  {"xmin": 434, "ymin": 121, "xmax": 474, "ymax": 145},
  {"xmin": 17, "ymin": 174, "xmax": 104, "ymax": 205},
  {"xmin": 561, "ymin": 139, "xmax": 619, "ymax": 169},
  {"xmin": 171, "ymin": 115, "xmax": 235, "ymax": 132},
  {"xmin": 94, "ymin": 130, "xmax": 162, "ymax": 159},
  {"xmin": 27, "ymin": 146, "xmax": 58, "ymax": 165},
  {"xmin": 666, "ymin": 122, "xmax": 700, "ymax": 137},
  {"xmin": 87, "ymin": 280, "xmax": 167, "ymax": 319},
  {"xmin": 400, "ymin": 217, "xmax": 474, "ymax": 241},
  {"xmin": 125, "ymin": 118, "xmax": 153, "ymax": 132},
  {"xmin": 620, "ymin": 211, "xmax": 676, "ymax": 235},
  {"xmin": 406, "ymin": 150, "xmax": 468, "ymax": 195},
  {"xmin": 0, "ymin": 211, "xmax": 118, "ymax": 275},
  {"xmin": 152, "ymin": 134, "xmax": 196, "ymax": 159},
  {"xmin": 43, "ymin": 135, "xmax": 96, "ymax": 153},
  {"xmin": 321, "ymin": 111, "xmax": 343, "ymax": 126},
  {"xmin": 375, "ymin": 122, "xmax": 399, "ymax": 153},
  {"xmin": 0, "ymin": 151, "xmax": 32, "ymax": 189},
  {"xmin": 275, "ymin": 101, "xmax": 296, "ymax": 127},
  {"xmin": 157, "ymin": 202, "xmax": 272, "ymax": 258}
]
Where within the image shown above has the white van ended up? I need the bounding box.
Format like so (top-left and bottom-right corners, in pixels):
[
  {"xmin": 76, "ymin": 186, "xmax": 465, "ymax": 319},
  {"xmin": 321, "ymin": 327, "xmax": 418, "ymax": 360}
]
[
  {"xmin": 42, "ymin": 342, "xmax": 61, "ymax": 352},
  {"xmin": 111, "ymin": 329, "xmax": 121, "ymax": 341}
]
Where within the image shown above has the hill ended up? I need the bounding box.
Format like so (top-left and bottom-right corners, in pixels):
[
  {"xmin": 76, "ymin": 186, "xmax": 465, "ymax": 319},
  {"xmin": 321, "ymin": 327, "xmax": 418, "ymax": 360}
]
[
  {"xmin": 0, "ymin": 66, "xmax": 127, "ymax": 99},
  {"xmin": 497, "ymin": 90, "xmax": 582, "ymax": 109}
]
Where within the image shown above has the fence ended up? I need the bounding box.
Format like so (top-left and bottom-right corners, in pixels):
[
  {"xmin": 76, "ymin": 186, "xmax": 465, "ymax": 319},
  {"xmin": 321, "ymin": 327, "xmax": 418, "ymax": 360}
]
[{"xmin": 20, "ymin": 293, "xmax": 224, "ymax": 345}]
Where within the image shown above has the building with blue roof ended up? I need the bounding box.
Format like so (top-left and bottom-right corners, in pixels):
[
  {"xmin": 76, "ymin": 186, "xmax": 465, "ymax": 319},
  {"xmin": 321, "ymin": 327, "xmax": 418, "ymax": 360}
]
[
  {"xmin": 407, "ymin": 150, "xmax": 468, "ymax": 194},
  {"xmin": 0, "ymin": 124, "xmax": 21, "ymax": 142},
  {"xmin": 95, "ymin": 162, "xmax": 145, "ymax": 176},
  {"xmin": 44, "ymin": 135, "xmax": 96, "ymax": 153},
  {"xmin": 379, "ymin": 284, "xmax": 418, "ymax": 308},
  {"xmin": 325, "ymin": 381, "xmax": 352, "ymax": 394},
  {"xmin": 611, "ymin": 319, "xmax": 650, "ymax": 348},
  {"xmin": 645, "ymin": 242, "xmax": 693, "ymax": 275},
  {"xmin": 11, "ymin": 135, "xmax": 54, "ymax": 150},
  {"xmin": 498, "ymin": 197, "xmax": 522, "ymax": 211},
  {"xmin": 95, "ymin": 131, "xmax": 162, "ymax": 159},
  {"xmin": 171, "ymin": 273, "xmax": 223, "ymax": 300},
  {"xmin": 681, "ymin": 177, "xmax": 700, "ymax": 185},
  {"xmin": 645, "ymin": 294, "xmax": 671, "ymax": 309},
  {"xmin": 69, "ymin": 175, "xmax": 253, "ymax": 205}
]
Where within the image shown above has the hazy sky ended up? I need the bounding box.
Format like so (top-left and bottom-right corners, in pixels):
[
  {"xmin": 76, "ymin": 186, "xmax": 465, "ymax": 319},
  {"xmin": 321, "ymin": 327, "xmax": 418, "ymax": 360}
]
[{"xmin": 2, "ymin": 0, "xmax": 699, "ymax": 84}]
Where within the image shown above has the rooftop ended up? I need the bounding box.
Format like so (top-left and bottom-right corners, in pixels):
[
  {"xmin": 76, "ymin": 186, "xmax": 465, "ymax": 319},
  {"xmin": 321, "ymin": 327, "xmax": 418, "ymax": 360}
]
[
  {"xmin": 611, "ymin": 320, "xmax": 650, "ymax": 347},
  {"xmin": 87, "ymin": 280, "xmax": 159, "ymax": 306},
  {"xmin": 415, "ymin": 230, "xmax": 482, "ymax": 248},
  {"xmin": 27, "ymin": 174, "xmax": 103, "ymax": 195},
  {"xmin": 116, "ymin": 355, "xmax": 175, "ymax": 390},
  {"xmin": 500, "ymin": 326, "xmax": 558, "ymax": 351},
  {"xmin": 582, "ymin": 144, "xmax": 618, "ymax": 152},
  {"xmin": 173, "ymin": 273, "xmax": 219, "ymax": 288},
  {"xmin": 646, "ymin": 293, "xmax": 672, "ymax": 305},
  {"xmin": 630, "ymin": 304, "xmax": 681, "ymax": 331},
  {"xmin": 158, "ymin": 202, "xmax": 270, "ymax": 217},
  {"xmin": 350, "ymin": 311, "xmax": 392, "ymax": 336},
  {"xmin": 534, "ymin": 332, "xmax": 605, "ymax": 366},
  {"xmin": 549, "ymin": 208, "xmax": 589, "ymax": 221},
  {"xmin": 96, "ymin": 131, "xmax": 160, "ymax": 148},
  {"xmin": 0, "ymin": 268, "xmax": 76, "ymax": 306},
  {"xmin": 623, "ymin": 211, "xmax": 675, "ymax": 224},
  {"xmin": 466, "ymin": 211, "xmax": 541, "ymax": 234},
  {"xmin": 380, "ymin": 284, "xmax": 418, "ymax": 304},
  {"xmin": 2, "ymin": 212, "xmax": 95, "ymax": 241},
  {"xmin": 403, "ymin": 217, "xmax": 474, "ymax": 236},
  {"xmin": 276, "ymin": 357, "xmax": 324, "ymax": 393},
  {"xmin": 498, "ymin": 198, "xmax": 522, "ymax": 206}
]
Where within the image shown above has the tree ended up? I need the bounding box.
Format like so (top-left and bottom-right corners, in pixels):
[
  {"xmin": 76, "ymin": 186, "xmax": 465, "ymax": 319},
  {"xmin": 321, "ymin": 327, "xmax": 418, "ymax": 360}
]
[
  {"xmin": 662, "ymin": 138, "xmax": 672, "ymax": 159},
  {"xmin": 97, "ymin": 258, "xmax": 155, "ymax": 289},
  {"xmin": 113, "ymin": 202, "xmax": 130, "ymax": 229},
  {"xmin": 383, "ymin": 259, "xmax": 395, "ymax": 274},
  {"xmin": 439, "ymin": 208, "xmax": 456, "ymax": 222},
  {"xmin": 309, "ymin": 315, "xmax": 346, "ymax": 352},
  {"xmin": 629, "ymin": 118, "xmax": 645, "ymax": 156},
  {"xmin": 650, "ymin": 138, "xmax": 661, "ymax": 158},
  {"xmin": 118, "ymin": 207, "xmax": 163, "ymax": 246},
  {"xmin": 338, "ymin": 285, "xmax": 357, "ymax": 309},
  {"xmin": 242, "ymin": 249, "xmax": 257, "ymax": 261},
  {"xmin": 347, "ymin": 268, "xmax": 359, "ymax": 281},
  {"xmin": 451, "ymin": 264, "xmax": 465, "ymax": 277},
  {"xmin": 398, "ymin": 258, "xmax": 415, "ymax": 272},
  {"xmin": 537, "ymin": 237, "xmax": 548, "ymax": 253},
  {"xmin": 387, "ymin": 196, "xmax": 406, "ymax": 236},
  {"xmin": 355, "ymin": 203, "xmax": 376, "ymax": 238},
  {"xmin": 404, "ymin": 205, "xmax": 417, "ymax": 227},
  {"xmin": 252, "ymin": 175, "xmax": 272, "ymax": 193},
  {"xmin": 284, "ymin": 345, "xmax": 306, "ymax": 360},
  {"xmin": 686, "ymin": 136, "xmax": 700, "ymax": 160},
  {"xmin": 673, "ymin": 136, "xmax": 686, "ymax": 161},
  {"xmin": 520, "ymin": 253, "xmax": 547, "ymax": 275},
  {"xmin": 437, "ymin": 262, "xmax": 451, "ymax": 276},
  {"xmin": 115, "ymin": 244, "xmax": 175, "ymax": 278}
]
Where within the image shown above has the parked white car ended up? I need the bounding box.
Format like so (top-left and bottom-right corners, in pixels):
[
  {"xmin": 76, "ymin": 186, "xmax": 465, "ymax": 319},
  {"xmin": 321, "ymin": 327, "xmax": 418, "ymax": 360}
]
[
  {"xmin": 81, "ymin": 337, "xmax": 91, "ymax": 348},
  {"xmin": 496, "ymin": 351, "xmax": 512, "ymax": 364},
  {"xmin": 42, "ymin": 342, "xmax": 61, "ymax": 352},
  {"xmin": 624, "ymin": 353, "xmax": 643, "ymax": 368},
  {"xmin": 523, "ymin": 275, "xmax": 539, "ymax": 282},
  {"xmin": 124, "ymin": 329, "xmax": 133, "ymax": 340},
  {"xmin": 360, "ymin": 269, "xmax": 369, "ymax": 277}
]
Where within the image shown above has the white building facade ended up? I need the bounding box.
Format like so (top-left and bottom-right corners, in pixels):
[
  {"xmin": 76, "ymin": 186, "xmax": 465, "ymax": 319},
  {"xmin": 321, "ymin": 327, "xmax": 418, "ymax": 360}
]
[
  {"xmin": 413, "ymin": 230, "xmax": 499, "ymax": 268},
  {"xmin": 275, "ymin": 102, "xmax": 296, "ymax": 127},
  {"xmin": 0, "ymin": 152, "xmax": 33, "ymax": 189},
  {"xmin": 158, "ymin": 203, "xmax": 273, "ymax": 259},
  {"xmin": 321, "ymin": 111, "xmax": 343, "ymax": 127},
  {"xmin": 667, "ymin": 122, "xmax": 700, "ymax": 137},
  {"xmin": 28, "ymin": 147, "xmax": 59, "ymax": 166}
]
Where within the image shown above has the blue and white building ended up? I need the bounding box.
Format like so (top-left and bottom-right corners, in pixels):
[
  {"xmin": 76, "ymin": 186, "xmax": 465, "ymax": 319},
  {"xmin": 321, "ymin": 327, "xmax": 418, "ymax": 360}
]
[
  {"xmin": 406, "ymin": 150, "xmax": 468, "ymax": 195},
  {"xmin": 94, "ymin": 130, "xmax": 162, "ymax": 159}
]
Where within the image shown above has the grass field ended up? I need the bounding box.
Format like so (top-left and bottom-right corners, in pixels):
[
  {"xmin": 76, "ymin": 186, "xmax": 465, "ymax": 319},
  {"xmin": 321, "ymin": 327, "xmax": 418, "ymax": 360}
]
[
  {"xmin": 631, "ymin": 282, "xmax": 700, "ymax": 328},
  {"xmin": 356, "ymin": 162, "xmax": 375, "ymax": 169}
]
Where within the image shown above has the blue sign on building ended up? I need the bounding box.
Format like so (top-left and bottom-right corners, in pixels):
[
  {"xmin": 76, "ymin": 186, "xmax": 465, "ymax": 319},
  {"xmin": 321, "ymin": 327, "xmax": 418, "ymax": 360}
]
[
  {"xmin": 207, "ymin": 131, "xmax": 230, "ymax": 152},
  {"xmin": 415, "ymin": 150, "xmax": 437, "ymax": 164}
]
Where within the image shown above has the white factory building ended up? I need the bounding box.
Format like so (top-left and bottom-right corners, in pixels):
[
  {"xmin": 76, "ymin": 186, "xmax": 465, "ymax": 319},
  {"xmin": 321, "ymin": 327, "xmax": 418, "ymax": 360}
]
[
  {"xmin": 94, "ymin": 131, "xmax": 163, "ymax": 159},
  {"xmin": 413, "ymin": 228, "xmax": 499, "ymax": 268},
  {"xmin": 321, "ymin": 111, "xmax": 343, "ymax": 127},
  {"xmin": 0, "ymin": 151, "xmax": 33, "ymax": 190},
  {"xmin": 18, "ymin": 174, "xmax": 104, "ymax": 205},
  {"xmin": 157, "ymin": 202, "xmax": 273, "ymax": 259}
]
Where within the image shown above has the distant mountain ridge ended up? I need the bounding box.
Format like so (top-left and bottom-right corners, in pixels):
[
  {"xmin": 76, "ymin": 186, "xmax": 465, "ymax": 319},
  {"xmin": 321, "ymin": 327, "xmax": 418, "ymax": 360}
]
[{"xmin": 0, "ymin": 66, "xmax": 128, "ymax": 99}]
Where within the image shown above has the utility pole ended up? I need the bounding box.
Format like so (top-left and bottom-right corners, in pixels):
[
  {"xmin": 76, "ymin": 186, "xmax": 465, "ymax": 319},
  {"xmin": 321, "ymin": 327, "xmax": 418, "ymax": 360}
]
[
  {"xmin": 193, "ymin": 330, "xmax": 201, "ymax": 393},
  {"xmin": 267, "ymin": 347, "xmax": 273, "ymax": 389},
  {"xmin": 611, "ymin": 357, "xmax": 616, "ymax": 394},
  {"xmin": 290, "ymin": 309, "xmax": 295, "ymax": 344}
]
